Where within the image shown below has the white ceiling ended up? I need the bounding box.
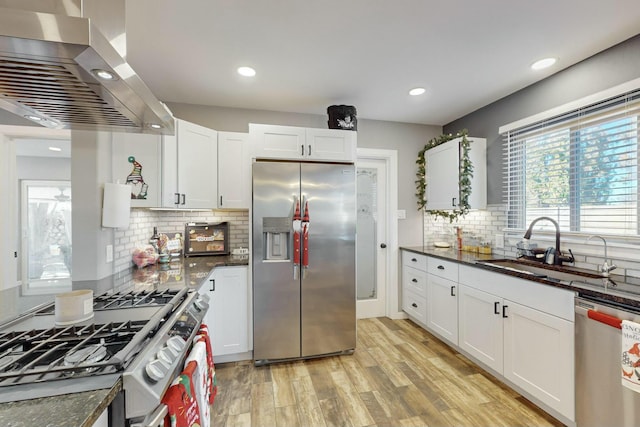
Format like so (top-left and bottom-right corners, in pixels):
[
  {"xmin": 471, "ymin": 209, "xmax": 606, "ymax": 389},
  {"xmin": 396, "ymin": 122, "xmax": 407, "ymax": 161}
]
[{"xmin": 124, "ymin": 0, "xmax": 640, "ymax": 126}]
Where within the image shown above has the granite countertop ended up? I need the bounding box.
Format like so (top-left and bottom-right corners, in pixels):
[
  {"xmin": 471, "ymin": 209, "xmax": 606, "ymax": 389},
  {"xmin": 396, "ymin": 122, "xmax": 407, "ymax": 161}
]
[
  {"xmin": 0, "ymin": 380, "xmax": 121, "ymax": 427},
  {"xmin": 402, "ymin": 245, "xmax": 640, "ymax": 311},
  {"xmin": 0, "ymin": 254, "xmax": 249, "ymax": 326},
  {"xmin": 400, "ymin": 246, "xmax": 640, "ymax": 310},
  {"xmin": 0, "ymin": 254, "xmax": 248, "ymax": 427}
]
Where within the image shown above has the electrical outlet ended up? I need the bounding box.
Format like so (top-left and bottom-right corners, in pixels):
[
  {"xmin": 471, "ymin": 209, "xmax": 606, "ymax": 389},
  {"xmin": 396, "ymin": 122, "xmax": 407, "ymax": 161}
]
[
  {"xmin": 495, "ymin": 234, "xmax": 505, "ymax": 249},
  {"xmin": 106, "ymin": 244, "xmax": 113, "ymax": 263},
  {"xmin": 397, "ymin": 210, "xmax": 406, "ymax": 220}
]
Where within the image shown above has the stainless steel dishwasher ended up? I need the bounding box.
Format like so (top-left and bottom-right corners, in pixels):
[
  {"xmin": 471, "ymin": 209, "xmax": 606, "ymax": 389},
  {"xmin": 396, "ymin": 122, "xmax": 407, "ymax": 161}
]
[{"xmin": 575, "ymin": 296, "xmax": 640, "ymax": 427}]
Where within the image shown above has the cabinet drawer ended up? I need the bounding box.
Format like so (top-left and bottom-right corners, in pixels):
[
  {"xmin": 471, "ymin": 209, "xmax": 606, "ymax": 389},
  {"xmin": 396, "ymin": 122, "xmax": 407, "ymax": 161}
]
[
  {"xmin": 402, "ymin": 251, "xmax": 427, "ymax": 271},
  {"xmin": 403, "ymin": 266, "xmax": 427, "ymax": 297},
  {"xmin": 427, "ymin": 258, "xmax": 458, "ymax": 281},
  {"xmin": 402, "ymin": 289, "xmax": 427, "ymax": 325}
]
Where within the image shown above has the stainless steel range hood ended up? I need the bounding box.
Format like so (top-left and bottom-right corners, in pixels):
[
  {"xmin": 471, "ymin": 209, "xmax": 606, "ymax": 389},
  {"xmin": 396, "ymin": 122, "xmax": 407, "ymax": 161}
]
[{"xmin": 0, "ymin": 0, "xmax": 174, "ymax": 134}]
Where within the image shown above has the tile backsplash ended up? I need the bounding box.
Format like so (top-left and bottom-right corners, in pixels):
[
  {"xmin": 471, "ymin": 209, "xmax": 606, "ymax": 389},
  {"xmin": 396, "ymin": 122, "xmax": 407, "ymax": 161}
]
[
  {"xmin": 424, "ymin": 204, "xmax": 640, "ymax": 279},
  {"xmin": 114, "ymin": 209, "xmax": 249, "ymax": 273}
]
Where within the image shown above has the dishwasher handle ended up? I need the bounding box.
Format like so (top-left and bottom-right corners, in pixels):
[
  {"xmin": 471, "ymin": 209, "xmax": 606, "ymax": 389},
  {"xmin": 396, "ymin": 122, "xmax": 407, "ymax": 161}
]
[{"xmin": 587, "ymin": 309, "xmax": 622, "ymax": 329}]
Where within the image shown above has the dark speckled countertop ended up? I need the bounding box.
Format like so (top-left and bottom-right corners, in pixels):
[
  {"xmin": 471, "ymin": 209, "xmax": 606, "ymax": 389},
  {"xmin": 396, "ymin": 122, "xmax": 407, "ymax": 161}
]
[
  {"xmin": 402, "ymin": 245, "xmax": 640, "ymax": 311},
  {"xmin": 0, "ymin": 254, "xmax": 248, "ymax": 427}
]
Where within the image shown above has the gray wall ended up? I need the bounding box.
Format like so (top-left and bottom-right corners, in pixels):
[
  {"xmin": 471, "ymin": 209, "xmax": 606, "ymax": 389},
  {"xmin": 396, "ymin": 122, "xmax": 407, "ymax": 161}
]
[
  {"xmin": 167, "ymin": 103, "xmax": 441, "ymax": 246},
  {"xmin": 444, "ymin": 34, "xmax": 640, "ymax": 204}
]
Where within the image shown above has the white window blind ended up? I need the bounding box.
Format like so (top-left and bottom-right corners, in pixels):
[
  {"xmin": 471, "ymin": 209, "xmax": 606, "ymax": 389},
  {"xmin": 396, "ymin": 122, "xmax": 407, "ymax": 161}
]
[{"xmin": 503, "ymin": 90, "xmax": 640, "ymax": 236}]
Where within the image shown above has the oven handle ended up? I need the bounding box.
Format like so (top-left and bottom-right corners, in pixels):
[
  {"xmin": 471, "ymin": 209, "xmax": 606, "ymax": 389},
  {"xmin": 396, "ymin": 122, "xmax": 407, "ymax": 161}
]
[{"xmin": 130, "ymin": 404, "xmax": 168, "ymax": 427}]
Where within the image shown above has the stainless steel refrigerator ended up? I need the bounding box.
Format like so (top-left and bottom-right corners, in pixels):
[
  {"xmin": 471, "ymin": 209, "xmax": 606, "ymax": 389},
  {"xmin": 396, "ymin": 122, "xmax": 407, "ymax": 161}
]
[{"xmin": 252, "ymin": 160, "xmax": 356, "ymax": 364}]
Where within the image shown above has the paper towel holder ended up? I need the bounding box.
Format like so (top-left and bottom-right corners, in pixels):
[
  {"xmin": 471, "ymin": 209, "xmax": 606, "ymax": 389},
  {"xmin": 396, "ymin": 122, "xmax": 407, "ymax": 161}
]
[{"xmin": 102, "ymin": 182, "xmax": 131, "ymax": 228}]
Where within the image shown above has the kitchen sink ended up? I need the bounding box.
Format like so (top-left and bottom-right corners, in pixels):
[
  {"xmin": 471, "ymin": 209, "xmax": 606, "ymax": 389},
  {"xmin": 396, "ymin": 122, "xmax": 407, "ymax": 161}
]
[{"xmin": 476, "ymin": 258, "xmax": 608, "ymax": 286}]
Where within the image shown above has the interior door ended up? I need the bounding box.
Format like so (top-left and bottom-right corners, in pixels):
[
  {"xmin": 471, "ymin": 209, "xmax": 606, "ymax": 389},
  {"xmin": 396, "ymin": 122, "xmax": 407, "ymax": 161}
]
[{"xmin": 356, "ymin": 158, "xmax": 387, "ymax": 318}]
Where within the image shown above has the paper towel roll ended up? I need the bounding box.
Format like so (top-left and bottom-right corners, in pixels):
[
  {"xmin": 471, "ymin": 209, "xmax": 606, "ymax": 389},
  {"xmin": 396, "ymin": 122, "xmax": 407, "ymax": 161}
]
[
  {"xmin": 55, "ymin": 289, "xmax": 94, "ymax": 325},
  {"xmin": 102, "ymin": 182, "xmax": 131, "ymax": 228}
]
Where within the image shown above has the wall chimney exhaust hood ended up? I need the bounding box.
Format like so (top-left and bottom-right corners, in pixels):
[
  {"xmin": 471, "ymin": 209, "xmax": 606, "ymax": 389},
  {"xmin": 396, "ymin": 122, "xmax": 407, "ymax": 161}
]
[{"xmin": 0, "ymin": 0, "xmax": 174, "ymax": 134}]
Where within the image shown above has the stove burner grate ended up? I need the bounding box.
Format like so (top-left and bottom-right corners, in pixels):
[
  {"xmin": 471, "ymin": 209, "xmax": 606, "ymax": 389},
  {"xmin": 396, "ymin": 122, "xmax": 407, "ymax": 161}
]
[{"xmin": 0, "ymin": 320, "xmax": 149, "ymax": 386}]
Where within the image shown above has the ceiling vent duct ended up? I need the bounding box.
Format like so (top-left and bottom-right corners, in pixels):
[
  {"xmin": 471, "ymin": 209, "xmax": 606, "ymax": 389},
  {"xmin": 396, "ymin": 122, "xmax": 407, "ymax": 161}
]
[{"xmin": 0, "ymin": 0, "xmax": 174, "ymax": 134}]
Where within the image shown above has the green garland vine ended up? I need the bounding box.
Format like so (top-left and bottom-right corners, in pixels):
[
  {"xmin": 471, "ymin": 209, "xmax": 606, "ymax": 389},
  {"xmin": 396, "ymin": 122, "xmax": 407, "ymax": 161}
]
[{"xmin": 415, "ymin": 129, "xmax": 474, "ymax": 222}]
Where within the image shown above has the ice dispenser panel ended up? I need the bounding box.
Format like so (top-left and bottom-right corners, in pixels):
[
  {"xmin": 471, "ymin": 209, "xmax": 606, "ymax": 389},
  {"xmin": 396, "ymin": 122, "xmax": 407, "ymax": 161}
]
[{"xmin": 263, "ymin": 217, "xmax": 290, "ymax": 260}]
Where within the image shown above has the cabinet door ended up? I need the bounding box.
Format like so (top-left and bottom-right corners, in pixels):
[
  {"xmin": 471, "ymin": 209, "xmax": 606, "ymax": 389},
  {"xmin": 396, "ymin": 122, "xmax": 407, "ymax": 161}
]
[
  {"xmin": 112, "ymin": 132, "xmax": 161, "ymax": 207},
  {"xmin": 427, "ymin": 274, "xmax": 458, "ymax": 346},
  {"xmin": 217, "ymin": 132, "xmax": 249, "ymax": 209},
  {"xmin": 200, "ymin": 266, "xmax": 249, "ymax": 357},
  {"xmin": 250, "ymin": 124, "xmax": 306, "ymax": 159},
  {"xmin": 176, "ymin": 120, "xmax": 218, "ymax": 208},
  {"xmin": 458, "ymin": 284, "xmax": 503, "ymax": 373},
  {"xmin": 503, "ymin": 300, "xmax": 574, "ymax": 421},
  {"xmin": 161, "ymin": 132, "xmax": 179, "ymax": 207},
  {"xmin": 425, "ymin": 139, "xmax": 460, "ymax": 210},
  {"xmin": 306, "ymin": 128, "xmax": 356, "ymax": 162}
]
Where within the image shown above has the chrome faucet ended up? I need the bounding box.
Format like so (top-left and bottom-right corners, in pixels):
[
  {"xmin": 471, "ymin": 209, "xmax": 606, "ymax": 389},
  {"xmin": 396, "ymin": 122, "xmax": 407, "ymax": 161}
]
[
  {"xmin": 587, "ymin": 235, "xmax": 617, "ymax": 276},
  {"xmin": 522, "ymin": 216, "xmax": 574, "ymax": 265}
]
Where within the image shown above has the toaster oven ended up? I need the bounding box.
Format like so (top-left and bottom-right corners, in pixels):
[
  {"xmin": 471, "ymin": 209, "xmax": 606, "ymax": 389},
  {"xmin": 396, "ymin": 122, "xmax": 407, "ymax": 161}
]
[{"xmin": 184, "ymin": 222, "xmax": 229, "ymax": 256}]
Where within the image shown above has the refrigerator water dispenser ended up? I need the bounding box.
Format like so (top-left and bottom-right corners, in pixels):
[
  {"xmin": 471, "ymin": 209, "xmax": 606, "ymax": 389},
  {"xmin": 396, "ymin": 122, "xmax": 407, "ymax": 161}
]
[{"xmin": 263, "ymin": 217, "xmax": 290, "ymax": 260}]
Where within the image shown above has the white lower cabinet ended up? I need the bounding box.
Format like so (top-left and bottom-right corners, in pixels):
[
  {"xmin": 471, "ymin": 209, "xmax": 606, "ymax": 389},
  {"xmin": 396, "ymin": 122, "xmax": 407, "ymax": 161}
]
[
  {"xmin": 458, "ymin": 265, "xmax": 575, "ymax": 422},
  {"xmin": 401, "ymin": 251, "xmax": 427, "ymax": 325},
  {"xmin": 458, "ymin": 284, "xmax": 504, "ymax": 372},
  {"xmin": 426, "ymin": 259, "xmax": 459, "ymax": 346},
  {"xmin": 503, "ymin": 300, "xmax": 574, "ymax": 420},
  {"xmin": 400, "ymin": 249, "xmax": 575, "ymax": 424},
  {"xmin": 198, "ymin": 266, "xmax": 249, "ymax": 358}
]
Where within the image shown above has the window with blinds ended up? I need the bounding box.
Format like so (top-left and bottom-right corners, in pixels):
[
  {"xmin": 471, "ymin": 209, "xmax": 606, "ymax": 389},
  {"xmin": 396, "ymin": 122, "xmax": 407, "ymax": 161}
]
[{"xmin": 503, "ymin": 90, "xmax": 640, "ymax": 235}]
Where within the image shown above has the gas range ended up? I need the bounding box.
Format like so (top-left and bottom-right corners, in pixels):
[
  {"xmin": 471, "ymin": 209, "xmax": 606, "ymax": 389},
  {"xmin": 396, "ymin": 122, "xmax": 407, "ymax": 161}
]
[{"xmin": 0, "ymin": 287, "xmax": 209, "ymax": 423}]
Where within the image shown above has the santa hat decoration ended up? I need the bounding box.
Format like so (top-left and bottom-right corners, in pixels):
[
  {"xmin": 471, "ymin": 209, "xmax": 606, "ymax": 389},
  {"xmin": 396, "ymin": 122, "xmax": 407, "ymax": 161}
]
[{"xmin": 126, "ymin": 156, "xmax": 143, "ymax": 183}]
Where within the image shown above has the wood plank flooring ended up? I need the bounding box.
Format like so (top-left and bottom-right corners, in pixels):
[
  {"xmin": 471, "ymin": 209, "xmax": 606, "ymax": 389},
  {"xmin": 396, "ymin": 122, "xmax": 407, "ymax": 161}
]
[{"xmin": 211, "ymin": 318, "xmax": 564, "ymax": 427}]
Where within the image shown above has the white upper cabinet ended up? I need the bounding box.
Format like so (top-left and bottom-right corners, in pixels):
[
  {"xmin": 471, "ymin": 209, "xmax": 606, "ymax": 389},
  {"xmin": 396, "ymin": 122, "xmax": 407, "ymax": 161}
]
[
  {"xmin": 250, "ymin": 123, "xmax": 356, "ymax": 162},
  {"xmin": 425, "ymin": 136, "xmax": 486, "ymax": 210},
  {"xmin": 305, "ymin": 128, "xmax": 356, "ymax": 161},
  {"xmin": 217, "ymin": 132, "xmax": 250, "ymax": 209},
  {"xmin": 162, "ymin": 119, "xmax": 218, "ymax": 209},
  {"xmin": 111, "ymin": 132, "xmax": 162, "ymax": 208}
]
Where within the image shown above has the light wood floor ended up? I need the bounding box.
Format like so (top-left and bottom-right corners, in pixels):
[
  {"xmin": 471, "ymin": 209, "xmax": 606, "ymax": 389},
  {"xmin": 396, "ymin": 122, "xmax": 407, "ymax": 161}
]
[{"xmin": 211, "ymin": 318, "xmax": 564, "ymax": 427}]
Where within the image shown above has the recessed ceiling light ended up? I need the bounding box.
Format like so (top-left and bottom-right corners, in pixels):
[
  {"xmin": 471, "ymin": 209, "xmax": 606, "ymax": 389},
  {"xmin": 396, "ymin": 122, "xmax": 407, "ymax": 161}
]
[
  {"xmin": 531, "ymin": 57, "xmax": 557, "ymax": 70},
  {"xmin": 148, "ymin": 123, "xmax": 162, "ymax": 129},
  {"xmin": 237, "ymin": 66, "xmax": 256, "ymax": 77},
  {"xmin": 91, "ymin": 69, "xmax": 117, "ymax": 80},
  {"xmin": 48, "ymin": 146, "xmax": 62, "ymax": 152},
  {"xmin": 409, "ymin": 87, "xmax": 426, "ymax": 96}
]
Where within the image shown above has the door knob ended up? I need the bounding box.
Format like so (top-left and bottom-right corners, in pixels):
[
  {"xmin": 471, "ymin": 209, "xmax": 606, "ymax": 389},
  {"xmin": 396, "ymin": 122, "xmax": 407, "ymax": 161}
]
[{"xmin": 380, "ymin": 243, "xmax": 387, "ymax": 248}]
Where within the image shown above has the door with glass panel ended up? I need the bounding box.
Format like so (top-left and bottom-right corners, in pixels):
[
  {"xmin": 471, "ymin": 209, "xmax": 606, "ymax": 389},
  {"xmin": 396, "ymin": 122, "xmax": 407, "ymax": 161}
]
[{"xmin": 356, "ymin": 159, "xmax": 387, "ymax": 318}]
